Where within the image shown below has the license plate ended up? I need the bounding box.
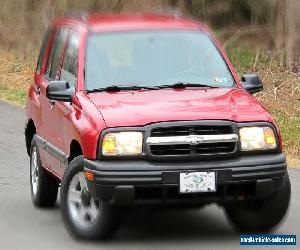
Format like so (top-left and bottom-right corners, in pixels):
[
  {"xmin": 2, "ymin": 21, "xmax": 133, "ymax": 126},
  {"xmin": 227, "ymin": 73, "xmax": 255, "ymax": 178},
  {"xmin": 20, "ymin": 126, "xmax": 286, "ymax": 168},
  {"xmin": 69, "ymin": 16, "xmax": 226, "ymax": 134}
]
[{"xmin": 179, "ymin": 171, "xmax": 216, "ymax": 193}]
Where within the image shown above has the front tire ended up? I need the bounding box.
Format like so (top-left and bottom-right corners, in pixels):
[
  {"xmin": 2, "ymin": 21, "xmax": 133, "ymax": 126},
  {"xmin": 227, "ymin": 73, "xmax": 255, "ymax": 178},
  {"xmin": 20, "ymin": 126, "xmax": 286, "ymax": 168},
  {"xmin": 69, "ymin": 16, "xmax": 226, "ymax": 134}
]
[
  {"xmin": 30, "ymin": 137, "xmax": 59, "ymax": 207},
  {"xmin": 60, "ymin": 156, "xmax": 118, "ymax": 240},
  {"xmin": 225, "ymin": 176, "xmax": 291, "ymax": 233}
]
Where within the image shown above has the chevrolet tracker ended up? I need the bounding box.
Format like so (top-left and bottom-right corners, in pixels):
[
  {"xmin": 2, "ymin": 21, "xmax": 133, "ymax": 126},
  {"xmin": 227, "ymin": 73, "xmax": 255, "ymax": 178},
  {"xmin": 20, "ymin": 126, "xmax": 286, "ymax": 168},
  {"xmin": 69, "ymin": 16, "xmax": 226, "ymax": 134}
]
[{"xmin": 25, "ymin": 13, "xmax": 290, "ymax": 239}]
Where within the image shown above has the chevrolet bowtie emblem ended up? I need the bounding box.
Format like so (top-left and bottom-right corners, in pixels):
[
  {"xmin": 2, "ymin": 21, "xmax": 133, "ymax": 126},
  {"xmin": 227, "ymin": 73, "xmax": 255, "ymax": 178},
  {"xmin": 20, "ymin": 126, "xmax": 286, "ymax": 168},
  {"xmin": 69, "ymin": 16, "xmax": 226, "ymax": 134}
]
[{"xmin": 186, "ymin": 135, "xmax": 204, "ymax": 145}]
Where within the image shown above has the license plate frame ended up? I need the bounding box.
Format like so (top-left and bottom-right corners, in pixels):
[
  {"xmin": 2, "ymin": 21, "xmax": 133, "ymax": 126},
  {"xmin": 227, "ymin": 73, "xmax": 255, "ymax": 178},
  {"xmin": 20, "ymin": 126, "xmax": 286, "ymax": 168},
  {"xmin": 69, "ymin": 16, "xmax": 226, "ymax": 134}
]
[{"xmin": 179, "ymin": 171, "xmax": 216, "ymax": 193}]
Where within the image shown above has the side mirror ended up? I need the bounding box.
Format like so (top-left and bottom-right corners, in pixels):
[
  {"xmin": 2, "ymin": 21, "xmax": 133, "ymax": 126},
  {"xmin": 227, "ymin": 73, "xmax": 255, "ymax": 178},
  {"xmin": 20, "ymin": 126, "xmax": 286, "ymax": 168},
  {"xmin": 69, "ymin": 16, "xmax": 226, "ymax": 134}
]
[
  {"xmin": 46, "ymin": 81, "xmax": 75, "ymax": 102},
  {"xmin": 241, "ymin": 74, "xmax": 263, "ymax": 94}
]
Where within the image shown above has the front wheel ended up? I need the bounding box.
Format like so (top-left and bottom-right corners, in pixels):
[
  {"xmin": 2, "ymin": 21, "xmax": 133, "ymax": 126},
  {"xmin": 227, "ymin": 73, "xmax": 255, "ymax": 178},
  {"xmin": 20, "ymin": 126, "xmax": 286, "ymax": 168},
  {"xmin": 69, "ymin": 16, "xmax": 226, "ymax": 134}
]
[
  {"xmin": 60, "ymin": 156, "xmax": 118, "ymax": 240},
  {"xmin": 225, "ymin": 176, "xmax": 291, "ymax": 233}
]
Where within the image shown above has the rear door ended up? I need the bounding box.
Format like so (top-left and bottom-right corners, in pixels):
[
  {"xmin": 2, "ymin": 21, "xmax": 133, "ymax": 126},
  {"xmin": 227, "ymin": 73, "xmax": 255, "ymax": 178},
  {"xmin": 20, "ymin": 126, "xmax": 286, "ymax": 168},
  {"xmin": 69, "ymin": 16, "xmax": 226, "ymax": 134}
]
[{"xmin": 31, "ymin": 27, "xmax": 55, "ymax": 171}]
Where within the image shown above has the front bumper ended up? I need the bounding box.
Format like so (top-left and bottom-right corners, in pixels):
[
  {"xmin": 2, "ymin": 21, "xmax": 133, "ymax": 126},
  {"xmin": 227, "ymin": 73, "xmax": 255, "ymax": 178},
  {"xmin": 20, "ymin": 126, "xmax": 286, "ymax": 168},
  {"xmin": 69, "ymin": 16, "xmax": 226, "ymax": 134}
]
[{"xmin": 84, "ymin": 153, "xmax": 288, "ymax": 206}]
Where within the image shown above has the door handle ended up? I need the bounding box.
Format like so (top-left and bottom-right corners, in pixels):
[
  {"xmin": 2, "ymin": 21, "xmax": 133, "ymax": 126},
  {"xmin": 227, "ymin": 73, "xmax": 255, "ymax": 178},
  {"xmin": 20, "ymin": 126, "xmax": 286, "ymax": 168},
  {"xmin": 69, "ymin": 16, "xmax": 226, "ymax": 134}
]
[
  {"xmin": 49, "ymin": 100, "xmax": 55, "ymax": 109},
  {"xmin": 35, "ymin": 85, "xmax": 40, "ymax": 95}
]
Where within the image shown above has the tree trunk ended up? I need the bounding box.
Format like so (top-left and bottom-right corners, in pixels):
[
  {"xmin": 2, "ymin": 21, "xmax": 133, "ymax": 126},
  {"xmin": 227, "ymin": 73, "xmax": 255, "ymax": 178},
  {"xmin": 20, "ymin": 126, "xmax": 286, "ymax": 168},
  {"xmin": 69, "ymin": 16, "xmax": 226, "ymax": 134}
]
[
  {"xmin": 286, "ymin": 0, "xmax": 300, "ymax": 71},
  {"xmin": 27, "ymin": 0, "xmax": 38, "ymax": 10},
  {"xmin": 275, "ymin": 0, "xmax": 286, "ymax": 53}
]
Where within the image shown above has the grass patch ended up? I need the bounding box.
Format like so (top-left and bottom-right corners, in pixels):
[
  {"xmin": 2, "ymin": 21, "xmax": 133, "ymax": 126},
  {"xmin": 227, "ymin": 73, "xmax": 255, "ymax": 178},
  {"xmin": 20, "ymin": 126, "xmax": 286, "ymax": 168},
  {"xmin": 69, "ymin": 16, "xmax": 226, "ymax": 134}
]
[
  {"xmin": 0, "ymin": 85, "xmax": 27, "ymax": 106},
  {"xmin": 227, "ymin": 46, "xmax": 256, "ymax": 68},
  {"xmin": 273, "ymin": 112, "xmax": 300, "ymax": 154},
  {"xmin": 0, "ymin": 49, "xmax": 33, "ymax": 107}
]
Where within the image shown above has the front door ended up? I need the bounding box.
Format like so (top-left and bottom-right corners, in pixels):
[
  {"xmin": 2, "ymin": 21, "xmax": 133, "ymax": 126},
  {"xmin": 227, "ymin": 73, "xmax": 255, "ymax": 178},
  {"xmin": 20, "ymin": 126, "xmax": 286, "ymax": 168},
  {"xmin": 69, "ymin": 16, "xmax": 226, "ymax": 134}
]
[
  {"xmin": 48, "ymin": 30, "xmax": 80, "ymax": 178},
  {"xmin": 40, "ymin": 27, "xmax": 70, "ymax": 177}
]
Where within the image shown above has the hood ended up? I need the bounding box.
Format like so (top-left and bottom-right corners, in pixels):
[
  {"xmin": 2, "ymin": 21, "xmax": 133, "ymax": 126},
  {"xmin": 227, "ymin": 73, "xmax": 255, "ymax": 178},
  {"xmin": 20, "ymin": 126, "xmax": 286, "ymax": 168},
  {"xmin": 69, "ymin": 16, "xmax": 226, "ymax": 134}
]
[{"xmin": 87, "ymin": 88, "xmax": 271, "ymax": 128}]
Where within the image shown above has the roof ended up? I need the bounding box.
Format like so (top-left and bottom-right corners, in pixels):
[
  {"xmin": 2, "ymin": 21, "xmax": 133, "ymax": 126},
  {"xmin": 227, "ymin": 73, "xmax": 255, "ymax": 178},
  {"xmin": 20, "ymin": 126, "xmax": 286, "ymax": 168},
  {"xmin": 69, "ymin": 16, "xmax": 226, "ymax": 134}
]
[{"xmin": 55, "ymin": 13, "xmax": 206, "ymax": 32}]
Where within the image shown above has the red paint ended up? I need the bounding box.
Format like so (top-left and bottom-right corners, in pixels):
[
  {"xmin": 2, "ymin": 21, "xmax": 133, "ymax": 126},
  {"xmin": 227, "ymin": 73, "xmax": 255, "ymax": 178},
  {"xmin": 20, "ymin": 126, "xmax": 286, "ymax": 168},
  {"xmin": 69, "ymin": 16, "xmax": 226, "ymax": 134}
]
[
  {"xmin": 26, "ymin": 13, "xmax": 280, "ymax": 179},
  {"xmin": 87, "ymin": 88, "xmax": 271, "ymax": 128}
]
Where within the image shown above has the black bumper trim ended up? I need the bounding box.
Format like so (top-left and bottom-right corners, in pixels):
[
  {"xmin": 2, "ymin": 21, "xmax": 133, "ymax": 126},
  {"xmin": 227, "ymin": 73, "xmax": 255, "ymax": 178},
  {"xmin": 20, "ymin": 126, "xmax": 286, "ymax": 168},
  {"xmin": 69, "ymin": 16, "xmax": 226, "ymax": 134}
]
[
  {"xmin": 232, "ymin": 169, "xmax": 286, "ymax": 180},
  {"xmin": 86, "ymin": 177, "xmax": 287, "ymax": 206},
  {"xmin": 84, "ymin": 153, "xmax": 288, "ymax": 205},
  {"xmin": 95, "ymin": 177, "xmax": 162, "ymax": 184},
  {"xmin": 84, "ymin": 154, "xmax": 287, "ymax": 185},
  {"xmin": 84, "ymin": 153, "xmax": 286, "ymax": 172}
]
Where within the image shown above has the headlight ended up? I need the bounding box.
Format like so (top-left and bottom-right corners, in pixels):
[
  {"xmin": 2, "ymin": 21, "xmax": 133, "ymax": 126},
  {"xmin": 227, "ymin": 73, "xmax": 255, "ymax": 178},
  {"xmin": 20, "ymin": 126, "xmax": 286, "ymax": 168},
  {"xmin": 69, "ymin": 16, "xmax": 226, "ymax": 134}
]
[
  {"xmin": 239, "ymin": 127, "xmax": 277, "ymax": 151},
  {"xmin": 102, "ymin": 132, "xmax": 143, "ymax": 156}
]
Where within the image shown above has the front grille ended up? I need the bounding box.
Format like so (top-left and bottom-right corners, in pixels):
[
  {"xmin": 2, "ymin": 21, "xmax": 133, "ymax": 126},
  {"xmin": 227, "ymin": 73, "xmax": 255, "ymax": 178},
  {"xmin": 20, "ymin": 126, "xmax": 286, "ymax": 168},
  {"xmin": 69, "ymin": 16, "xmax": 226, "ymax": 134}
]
[
  {"xmin": 150, "ymin": 142, "xmax": 236, "ymax": 156},
  {"xmin": 195, "ymin": 142, "xmax": 236, "ymax": 154},
  {"xmin": 150, "ymin": 144, "xmax": 190, "ymax": 155},
  {"xmin": 151, "ymin": 125, "xmax": 233, "ymax": 137},
  {"xmin": 148, "ymin": 123, "xmax": 237, "ymax": 157}
]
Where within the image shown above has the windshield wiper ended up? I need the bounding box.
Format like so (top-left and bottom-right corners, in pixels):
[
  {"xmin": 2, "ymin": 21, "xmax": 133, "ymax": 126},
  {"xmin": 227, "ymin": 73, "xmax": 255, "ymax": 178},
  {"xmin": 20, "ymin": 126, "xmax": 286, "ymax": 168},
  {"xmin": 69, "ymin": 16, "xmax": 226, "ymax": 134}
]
[
  {"xmin": 156, "ymin": 82, "xmax": 219, "ymax": 89},
  {"xmin": 86, "ymin": 85, "xmax": 159, "ymax": 93},
  {"xmin": 86, "ymin": 82, "xmax": 218, "ymax": 93}
]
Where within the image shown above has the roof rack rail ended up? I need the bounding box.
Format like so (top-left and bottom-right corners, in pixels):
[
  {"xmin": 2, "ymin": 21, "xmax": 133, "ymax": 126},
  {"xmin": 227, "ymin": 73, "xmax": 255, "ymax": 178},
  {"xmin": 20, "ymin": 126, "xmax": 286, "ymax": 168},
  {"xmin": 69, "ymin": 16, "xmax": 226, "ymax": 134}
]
[{"xmin": 64, "ymin": 11, "xmax": 88, "ymax": 21}]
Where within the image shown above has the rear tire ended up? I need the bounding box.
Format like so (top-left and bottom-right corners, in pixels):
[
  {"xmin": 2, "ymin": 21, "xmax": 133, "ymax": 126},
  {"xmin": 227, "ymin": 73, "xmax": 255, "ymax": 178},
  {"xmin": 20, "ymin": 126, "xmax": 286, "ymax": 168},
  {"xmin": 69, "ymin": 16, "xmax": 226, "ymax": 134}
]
[
  {"xmin": 60, "ymin": 156, "xmax": 118, "ymax": 240},
  {"xmin": 225, "ymin": 176, "xmax": 291, "ymax": 233},
  {"xmin": 30, "ymin": 137, "xmax": 59, "ymax": 207}
]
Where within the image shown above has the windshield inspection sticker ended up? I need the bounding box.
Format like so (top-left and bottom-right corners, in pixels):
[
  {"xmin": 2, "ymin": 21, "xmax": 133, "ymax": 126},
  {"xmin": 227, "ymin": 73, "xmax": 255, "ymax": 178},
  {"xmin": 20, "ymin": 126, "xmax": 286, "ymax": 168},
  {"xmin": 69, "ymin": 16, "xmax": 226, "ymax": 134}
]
[{"xmin": 214, "ymin": 77, "xmax": 229, "ymax": 84}]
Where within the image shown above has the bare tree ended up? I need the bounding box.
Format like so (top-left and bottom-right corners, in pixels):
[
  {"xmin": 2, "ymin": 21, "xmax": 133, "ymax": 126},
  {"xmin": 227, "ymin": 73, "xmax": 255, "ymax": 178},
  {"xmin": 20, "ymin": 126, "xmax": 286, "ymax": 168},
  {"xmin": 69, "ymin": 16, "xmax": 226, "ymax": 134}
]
[
  {"xmin": 286, "ymin": 0, "xmax": 300, "ymax": 71},
  {"xmin": 27, "ymin": 0, "xmax": 38, "ymax": 10},
  {"xmin": 275, "ymin": 0, "xmax": 286, "ymax": 53}
]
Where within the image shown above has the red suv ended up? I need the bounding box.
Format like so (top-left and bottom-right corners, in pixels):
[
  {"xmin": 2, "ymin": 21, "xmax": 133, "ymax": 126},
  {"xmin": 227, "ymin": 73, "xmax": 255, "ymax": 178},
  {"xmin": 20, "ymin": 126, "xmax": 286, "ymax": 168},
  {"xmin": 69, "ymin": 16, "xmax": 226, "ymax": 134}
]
[{"xmin": 25, "ymin": 13, "xmax": 290, "ymax": 239}]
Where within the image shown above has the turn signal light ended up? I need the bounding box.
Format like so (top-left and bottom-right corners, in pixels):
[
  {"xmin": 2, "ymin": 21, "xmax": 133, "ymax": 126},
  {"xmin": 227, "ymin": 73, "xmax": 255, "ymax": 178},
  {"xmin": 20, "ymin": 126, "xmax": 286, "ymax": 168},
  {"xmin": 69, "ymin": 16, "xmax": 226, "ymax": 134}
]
[{"xmin": 84, "ymin": 171, "xmax": 94, "ymax": 181}]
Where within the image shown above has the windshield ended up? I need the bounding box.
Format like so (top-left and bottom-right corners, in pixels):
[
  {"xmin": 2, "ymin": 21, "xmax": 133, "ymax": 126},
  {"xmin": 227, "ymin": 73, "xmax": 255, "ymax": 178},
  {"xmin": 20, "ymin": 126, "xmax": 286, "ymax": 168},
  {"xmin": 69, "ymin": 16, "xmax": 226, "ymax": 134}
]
[{"xmin": 85, "ymin": 31, "xmax": 235, "ymax": 90}]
